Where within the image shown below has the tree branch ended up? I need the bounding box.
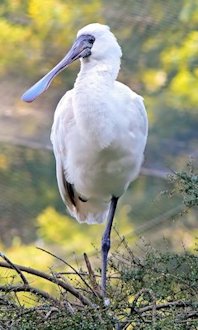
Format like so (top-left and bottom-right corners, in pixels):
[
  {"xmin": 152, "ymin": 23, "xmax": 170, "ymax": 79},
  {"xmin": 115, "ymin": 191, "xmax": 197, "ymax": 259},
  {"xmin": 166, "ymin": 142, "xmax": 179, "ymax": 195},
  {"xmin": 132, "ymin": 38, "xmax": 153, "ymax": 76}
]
[
  {"xmin": 0, "ymin": 284, "xmax": 59, "ymax": 304},
  {"xmin": 0, "ymin": 252, "xmax": 28, "ymax": 285},
  {"xmin": 137, "ymin": 300, "xmax": 196, "ymax": 314},
  {"xmin": 83, "ymin": 253, "xmax": 101, "ymax": 298},
  {"xmin": 0, "ymin": 261, "xmax": 93, "ymax": 307},
  {"xmin": 37, "ymin": 246, "xmax": 98, "ymax": 298}
]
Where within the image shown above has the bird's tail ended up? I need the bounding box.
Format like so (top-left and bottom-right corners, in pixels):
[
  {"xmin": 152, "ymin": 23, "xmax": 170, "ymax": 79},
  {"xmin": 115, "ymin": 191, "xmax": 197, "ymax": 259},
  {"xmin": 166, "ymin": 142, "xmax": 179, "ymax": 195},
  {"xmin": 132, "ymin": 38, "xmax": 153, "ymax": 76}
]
[{"xmin": 68, "ymin": 198, "xmax": 110, "ymax": 224}]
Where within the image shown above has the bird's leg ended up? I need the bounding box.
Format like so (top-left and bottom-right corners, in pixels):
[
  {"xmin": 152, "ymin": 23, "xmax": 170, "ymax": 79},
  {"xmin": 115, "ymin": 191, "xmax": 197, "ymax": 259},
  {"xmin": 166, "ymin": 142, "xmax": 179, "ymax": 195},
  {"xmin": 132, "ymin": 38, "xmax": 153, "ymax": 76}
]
[{"xmin": 101, "ymin": 196, "xmax": 119, "ymax": 301}]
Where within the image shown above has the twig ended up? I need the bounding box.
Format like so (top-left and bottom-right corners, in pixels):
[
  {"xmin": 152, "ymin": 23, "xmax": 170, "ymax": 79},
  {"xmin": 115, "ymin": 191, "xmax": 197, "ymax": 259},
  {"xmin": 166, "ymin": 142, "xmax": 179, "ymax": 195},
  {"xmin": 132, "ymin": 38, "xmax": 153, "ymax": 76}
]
[
  {"xmin": 83, "ymin": 253, "xmax": 101, "ymax": 298},
  {"xmin": 138, "ymin": 300, "xmax": 196, "ymax": 314},
  {"xmin": 162, "ymin": 272, "xmax": 197, "ymax": 294},
  {"xmin": 14, "ymin": 291, "xmax": 22, "ymax": 308},
  {"xmin": 0, "ymin": 252, "xmax": 28, "ymax": 285},
  {"xmin": 45, "ymin": 307, "xmax": 59, "ymax": 319},
  {"xmin": 37, "ymin": 247, "xmax": 98, "ymax": 298},
  {"xmin": 0, "ymin": 261, "xmax": 93, "ymax": 307},
  {"xmin": 121, "ymin": 300, "xmax": 197, "ymax": 329},
  {"xmin": 58, "ymin": 271, "xmax": 120, "ymax": 279},
  {"xmin": 131, "ymin": 288, "xmax": 156, "ymax": 329},
  {"xmin": 10, "ymin": 304, "xmax": 61, "ymax": 320},
  {"xmin": 0, "ymin": 296, "xmax": 18, "ymax": 308},
  {"xmin": 131, "ymin": 288, "xmax": 152, "ymax": 310},
  {"xmin": 0, "ymin": 284, "xmax": 59, "ymax": 304},
  {"xmin": 176, "ymin": 310, "xmax": 198, "ymax": 322},
  {"xmin": 113, "ymin": 229, "xmax": 144, "ymax": 269}
]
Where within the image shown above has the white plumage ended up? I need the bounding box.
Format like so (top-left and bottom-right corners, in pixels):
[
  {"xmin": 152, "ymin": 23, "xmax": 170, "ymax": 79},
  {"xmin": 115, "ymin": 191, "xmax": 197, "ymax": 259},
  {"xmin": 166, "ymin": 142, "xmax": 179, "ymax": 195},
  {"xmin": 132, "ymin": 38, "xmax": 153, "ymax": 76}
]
[
  {"xmin": 50, "ymin": 24, "xmax": 148, "ymax": 224},
  {"xmin": 22, "ymin": 23, "xmax": 148, "ymax": 298}
]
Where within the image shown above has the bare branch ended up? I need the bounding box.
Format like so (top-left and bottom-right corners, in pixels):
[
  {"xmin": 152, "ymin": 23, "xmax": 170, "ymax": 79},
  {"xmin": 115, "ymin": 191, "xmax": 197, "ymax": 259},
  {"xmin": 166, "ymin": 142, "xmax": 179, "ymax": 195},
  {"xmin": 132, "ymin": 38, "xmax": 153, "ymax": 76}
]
[
  {"xmin": 45, "ymin": 307, "xmax": 59, "ymax": 319},
  {"xmin": 0, "ymin": 252, "xmax": 28, "ymax": 285},
  {"xmin": 137, "ymin": 300, "xmax": 196, "ymax": 314},
  {"xmin": 0, "ymin": 284, "xmax": 59, "ymax": 304},
  {"xmin": 83, "ymin": 253, "xmax": 101, "ymax": 298},
  {"xmin": 176, "ymin": 310, "xmax": 198, "ymax": 322},
  {"xmin": 0, "ymin": 261, "xmax": 93, "ymax": 307},
  {"xmin": 37, "ymin": 247, "xmax": 98, "ymax": 298}
]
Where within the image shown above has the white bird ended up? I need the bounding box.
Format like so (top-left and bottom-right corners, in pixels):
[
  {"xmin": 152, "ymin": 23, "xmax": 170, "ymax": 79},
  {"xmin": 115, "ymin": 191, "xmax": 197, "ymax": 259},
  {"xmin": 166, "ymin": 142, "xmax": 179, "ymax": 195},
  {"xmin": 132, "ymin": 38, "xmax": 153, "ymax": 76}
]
[{"xmin": 22, "ymin": 23, "xmax": 148, "ymax": 300}]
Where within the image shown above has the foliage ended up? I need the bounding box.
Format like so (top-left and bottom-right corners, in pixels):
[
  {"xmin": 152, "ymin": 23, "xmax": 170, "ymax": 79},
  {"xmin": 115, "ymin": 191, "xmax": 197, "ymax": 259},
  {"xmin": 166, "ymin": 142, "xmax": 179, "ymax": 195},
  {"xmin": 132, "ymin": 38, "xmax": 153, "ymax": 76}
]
[
  {"xmin": 0, "ymin": 241, "xmax": 197, "ymax": 329},
  {"xmin": 168, "ymin": 161, "xmax": 198, "ymax": 208}
]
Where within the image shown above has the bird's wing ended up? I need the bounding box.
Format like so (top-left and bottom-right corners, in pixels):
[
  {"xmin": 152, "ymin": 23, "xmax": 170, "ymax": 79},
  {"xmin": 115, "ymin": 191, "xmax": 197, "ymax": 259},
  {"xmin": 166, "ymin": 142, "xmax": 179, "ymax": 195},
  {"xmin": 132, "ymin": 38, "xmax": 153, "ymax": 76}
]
[
  {"xmin": 50, "ymin": 90, "xmax": 77, "ymax": 211},
  {"xmin": 129, "ymin": 89, "xmax": 148, "ymax": 141},
  {"xmin": 115, "ymin": 81, "xmax": 148, "ymax": 144}
]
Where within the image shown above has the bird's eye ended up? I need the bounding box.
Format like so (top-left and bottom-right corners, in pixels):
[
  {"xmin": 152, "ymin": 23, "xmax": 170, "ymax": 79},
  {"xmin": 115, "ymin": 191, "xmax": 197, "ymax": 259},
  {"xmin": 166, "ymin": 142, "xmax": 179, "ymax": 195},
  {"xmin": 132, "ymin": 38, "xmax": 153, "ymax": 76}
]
[{"xmin": 88, "ymin": 37, "xmax": 95, "ymax": 45}]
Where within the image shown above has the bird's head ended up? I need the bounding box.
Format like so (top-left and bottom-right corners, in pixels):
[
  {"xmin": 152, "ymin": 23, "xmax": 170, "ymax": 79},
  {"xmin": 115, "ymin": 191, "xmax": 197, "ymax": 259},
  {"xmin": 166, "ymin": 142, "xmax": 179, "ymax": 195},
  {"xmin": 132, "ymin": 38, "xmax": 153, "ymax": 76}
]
[
  {"xmin": 22, "ymin": 23, "xmax": 122, "ymax": 103},
  {"xmin": 77, "ymin": 23, "xmax": 122, "ymax": 63}
]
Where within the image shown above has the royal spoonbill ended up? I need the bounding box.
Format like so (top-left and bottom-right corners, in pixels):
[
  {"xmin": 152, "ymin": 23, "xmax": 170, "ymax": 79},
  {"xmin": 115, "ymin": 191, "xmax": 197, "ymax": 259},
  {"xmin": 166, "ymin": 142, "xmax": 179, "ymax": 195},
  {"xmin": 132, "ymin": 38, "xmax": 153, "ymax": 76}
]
[{"xmin": 22, "ymin": 23, "xmax": 148, "ymax": 300}]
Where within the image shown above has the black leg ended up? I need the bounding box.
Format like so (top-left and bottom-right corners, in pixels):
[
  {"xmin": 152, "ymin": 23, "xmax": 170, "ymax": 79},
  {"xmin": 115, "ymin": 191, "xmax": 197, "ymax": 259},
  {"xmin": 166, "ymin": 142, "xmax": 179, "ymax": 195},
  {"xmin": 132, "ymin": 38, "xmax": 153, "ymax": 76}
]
[{"xmin": 101, "ymin": 196, "xmax": 119, "ymax": 300}]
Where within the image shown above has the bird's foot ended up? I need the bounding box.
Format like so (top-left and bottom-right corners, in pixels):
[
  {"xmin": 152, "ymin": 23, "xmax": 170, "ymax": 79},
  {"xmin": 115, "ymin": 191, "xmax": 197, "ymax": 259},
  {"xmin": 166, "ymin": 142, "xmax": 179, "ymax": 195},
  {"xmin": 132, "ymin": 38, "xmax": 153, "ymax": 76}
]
[{"xmin": 104, "ymin": 297, "xmax": 110, "ymax": 306}]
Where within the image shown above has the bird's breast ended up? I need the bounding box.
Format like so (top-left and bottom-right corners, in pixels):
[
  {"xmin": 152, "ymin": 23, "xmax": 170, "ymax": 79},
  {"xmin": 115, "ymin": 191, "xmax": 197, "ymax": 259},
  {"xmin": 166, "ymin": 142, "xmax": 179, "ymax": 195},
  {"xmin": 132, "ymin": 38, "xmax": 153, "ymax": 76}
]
[
  {"xmin": 73, "ymin": 74, "xmax": 117, "ymax": 149},
  {"xmin": 61, "ymin": 75, "xmax": 146, "ymax": 200},
  {"xmin": 67, "ymin": 129, "xmax": 143, "ymax": 200}
]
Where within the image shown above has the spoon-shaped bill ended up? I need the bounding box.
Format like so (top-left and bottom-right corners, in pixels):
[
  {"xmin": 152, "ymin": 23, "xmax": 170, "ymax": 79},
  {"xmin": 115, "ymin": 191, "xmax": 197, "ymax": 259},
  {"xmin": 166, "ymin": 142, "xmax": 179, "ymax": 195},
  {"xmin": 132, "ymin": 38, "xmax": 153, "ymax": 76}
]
[{"xmin": 21, "ymin": 35, "xmax": 92, "ymax": 103}]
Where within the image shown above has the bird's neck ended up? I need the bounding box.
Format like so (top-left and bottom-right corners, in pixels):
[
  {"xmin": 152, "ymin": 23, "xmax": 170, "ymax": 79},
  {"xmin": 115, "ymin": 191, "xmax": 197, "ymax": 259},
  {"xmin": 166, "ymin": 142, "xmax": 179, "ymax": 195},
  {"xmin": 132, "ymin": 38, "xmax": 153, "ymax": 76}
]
[
  {"xmin": 73, "ymin": 60, "xmax": 120, "ymax": 149},
  {"xmin": 79, "ymin": 56, "xmax": 121, "ymax": 81}
]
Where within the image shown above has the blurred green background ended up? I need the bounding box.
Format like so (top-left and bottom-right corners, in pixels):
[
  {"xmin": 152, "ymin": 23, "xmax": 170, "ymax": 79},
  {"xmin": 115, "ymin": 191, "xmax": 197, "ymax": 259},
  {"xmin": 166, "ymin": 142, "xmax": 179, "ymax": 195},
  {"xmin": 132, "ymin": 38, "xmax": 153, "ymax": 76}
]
[{"xmin": 0, "ymin": 0, "xmax": 197, "ymax": 271}]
